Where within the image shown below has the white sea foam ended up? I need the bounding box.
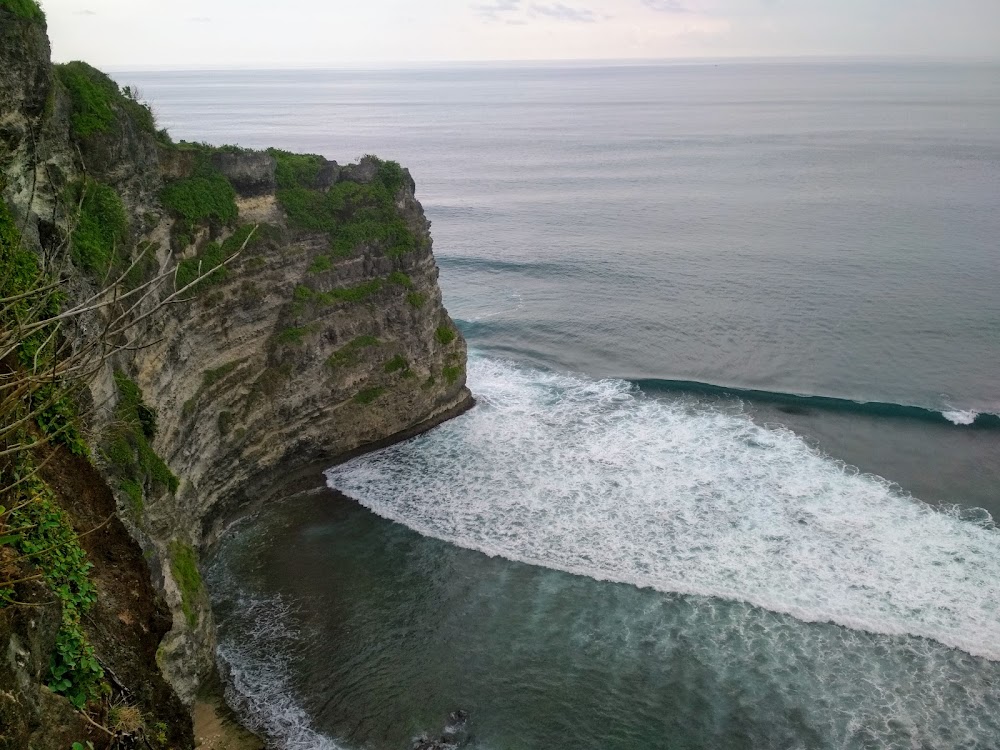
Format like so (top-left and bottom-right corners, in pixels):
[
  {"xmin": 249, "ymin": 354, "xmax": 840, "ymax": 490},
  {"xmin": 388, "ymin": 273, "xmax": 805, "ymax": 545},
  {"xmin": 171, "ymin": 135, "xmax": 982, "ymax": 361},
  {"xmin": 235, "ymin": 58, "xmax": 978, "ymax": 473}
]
[
  {"xmin": 328, "ymin": 355, "xmax": 1000, "ymax": 661},
  {"xmin": 942, "ymin": 409, "xmax": 979, "ymax": 426},
  {"xmin": 215, "ymin": 591, "xmax": 344, "ymax": 750}
]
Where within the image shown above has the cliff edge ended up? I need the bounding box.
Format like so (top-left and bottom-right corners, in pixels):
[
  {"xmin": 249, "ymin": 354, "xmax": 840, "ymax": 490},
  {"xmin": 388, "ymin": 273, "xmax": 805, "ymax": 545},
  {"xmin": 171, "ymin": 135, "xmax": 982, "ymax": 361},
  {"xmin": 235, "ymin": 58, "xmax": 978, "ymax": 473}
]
[{"xmin": 0, "ymin": 4, "xmax": 472, "ymax": 748}]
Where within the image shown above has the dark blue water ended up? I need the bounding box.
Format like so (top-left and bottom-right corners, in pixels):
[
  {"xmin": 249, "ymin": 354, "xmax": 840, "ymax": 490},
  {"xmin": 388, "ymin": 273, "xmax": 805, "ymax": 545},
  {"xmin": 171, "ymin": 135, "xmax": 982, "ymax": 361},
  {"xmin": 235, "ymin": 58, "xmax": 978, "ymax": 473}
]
[{"xmin": 125, "ymin": 62, "xmax": 1000, "ymax": 749}]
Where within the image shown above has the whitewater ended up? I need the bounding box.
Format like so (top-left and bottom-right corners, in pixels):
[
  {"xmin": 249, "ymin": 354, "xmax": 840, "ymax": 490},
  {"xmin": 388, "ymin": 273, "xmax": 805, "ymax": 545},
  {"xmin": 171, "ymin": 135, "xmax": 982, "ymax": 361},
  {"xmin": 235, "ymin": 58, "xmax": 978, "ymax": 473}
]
[{"xmin": 327, "ymin": 354, "xmax": 1000, "ymax": 662}]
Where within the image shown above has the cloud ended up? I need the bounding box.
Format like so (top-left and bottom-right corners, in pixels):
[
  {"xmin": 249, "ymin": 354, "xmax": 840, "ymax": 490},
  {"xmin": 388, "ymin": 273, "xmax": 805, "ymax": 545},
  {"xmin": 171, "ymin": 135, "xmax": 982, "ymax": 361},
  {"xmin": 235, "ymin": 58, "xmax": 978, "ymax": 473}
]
[
  {"xmin": 472, "ymin": 0, "xmax": 521, "ymax": 20},
  {"xmin": 74, "ymin": 9, "xmax": 97, "ymax": 15},
  {"xmin": 188, "ymin": 16, "xmax": 212, "ymax": 23},
  {"xmin": 641, "ymin": 0, "xmax": 693, "ymax": 12},
  {"xmin": 530, "ymin": 2, "xmax": 596, "ymax": 22}
]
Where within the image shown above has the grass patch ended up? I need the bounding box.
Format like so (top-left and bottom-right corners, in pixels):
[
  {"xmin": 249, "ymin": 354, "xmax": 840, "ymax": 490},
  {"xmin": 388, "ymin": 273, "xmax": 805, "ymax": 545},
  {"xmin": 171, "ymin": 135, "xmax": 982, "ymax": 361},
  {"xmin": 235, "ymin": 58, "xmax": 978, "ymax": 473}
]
[
  {"xmin": 435, "ymin": 325, "xmax": 457, "ymax": 345},
  {"xmin": 326, "ymin": 335, "xmax": 379, "ymax": 368},
  {"xmin": 293, "ymin": 278, "xmax": 384, "ymax": 309},
  {"xmin": 0, "ymin": 0, "xmax": 45, "ymax": 23},
  {"xmin": 68, "ymin": 179, "xmax": 129, "ymax": 278},
  {"xmin": 169, "ymin": 541, "xmax": 202, "ymax": 627},
  {"xmin": 443, "ymin": 365, "xmax": 464, "ymax": 385},
  {"xmin": 203, "ymin": 361, "xmax": 237, "ymax": 387},
  {"xmin": 119, "ymin": 478, "xmax": 144, "ymax": 513},
  {"xmin": 353, "ymin": 386, "xmax": 385, "ymax": 405},
  {"xmin": 276, "ymin": 324, "xmax": 318, "ymax": 345},
  {"xmin": 384, "ymin": 354, "xmax": 408, "ymax": 373},
  {"xmin": 308, "ymin": 255, "xmax": 332, "ymax": 274},
  {"xmin": 406, "ymin": 292, "xmax": 426, "ymax": 308},
  {"xmin": 389, "ymin": 271, "xmax": 412, "ymax": 288}
]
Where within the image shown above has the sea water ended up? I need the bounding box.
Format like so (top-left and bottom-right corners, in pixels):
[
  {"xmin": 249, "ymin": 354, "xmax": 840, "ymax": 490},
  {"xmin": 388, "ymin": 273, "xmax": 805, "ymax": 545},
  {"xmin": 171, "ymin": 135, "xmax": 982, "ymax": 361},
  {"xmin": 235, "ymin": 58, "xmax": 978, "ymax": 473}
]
[{"xmin": 124, "ymin": 61, "xmax": 1000, "ymax": 749}]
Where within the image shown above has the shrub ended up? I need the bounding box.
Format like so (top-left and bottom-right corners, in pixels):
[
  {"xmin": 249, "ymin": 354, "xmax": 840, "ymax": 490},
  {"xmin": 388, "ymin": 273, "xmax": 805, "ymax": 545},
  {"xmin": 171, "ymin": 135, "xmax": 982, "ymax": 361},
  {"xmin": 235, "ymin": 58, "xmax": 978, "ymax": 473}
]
[
  {"xmin": 175, "ymin": 246, "xmax": 227, "ymax": 291},
  {"xmin": 435, "ymin": 325, "xmax": 456, "ymax": 345},
  {"xmin": 375, "ymin": 159, "xmax": 406, "ymax": 194}
]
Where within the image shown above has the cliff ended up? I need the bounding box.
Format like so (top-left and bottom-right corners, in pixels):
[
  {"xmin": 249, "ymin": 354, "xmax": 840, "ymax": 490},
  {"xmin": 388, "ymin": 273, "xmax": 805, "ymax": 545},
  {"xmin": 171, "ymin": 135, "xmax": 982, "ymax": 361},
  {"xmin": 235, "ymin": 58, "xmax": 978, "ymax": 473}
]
[{"xmin": 0, "ymin": 4, "xmax": 472, "ymax": 748}]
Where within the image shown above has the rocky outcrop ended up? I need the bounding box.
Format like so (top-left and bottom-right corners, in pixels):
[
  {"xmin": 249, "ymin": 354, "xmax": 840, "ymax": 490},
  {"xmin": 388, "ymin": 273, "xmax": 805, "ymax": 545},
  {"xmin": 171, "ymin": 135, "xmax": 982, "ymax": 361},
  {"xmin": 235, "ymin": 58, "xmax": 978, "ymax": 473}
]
[{"xmin": 0, "ymin": 5, "xmax": 472, "ymax": 746}]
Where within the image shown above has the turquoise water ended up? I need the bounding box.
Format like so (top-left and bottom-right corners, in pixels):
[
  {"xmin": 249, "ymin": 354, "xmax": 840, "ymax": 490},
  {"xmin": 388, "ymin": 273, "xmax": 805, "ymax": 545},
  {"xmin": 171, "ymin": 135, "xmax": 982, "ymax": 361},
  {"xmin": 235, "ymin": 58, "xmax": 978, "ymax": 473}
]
[{"xmin": 127, "ymin": 62, "xmax": 1000, "ymax": 748}]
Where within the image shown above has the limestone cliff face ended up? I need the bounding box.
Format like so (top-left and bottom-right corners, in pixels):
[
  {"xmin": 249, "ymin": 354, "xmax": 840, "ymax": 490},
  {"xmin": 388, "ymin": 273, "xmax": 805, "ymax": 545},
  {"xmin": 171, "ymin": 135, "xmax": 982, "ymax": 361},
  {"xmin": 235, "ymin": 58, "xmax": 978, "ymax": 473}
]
[
  {"xmin": 133, "ymin": 153, "xmax": 472, "ymax": 701},
  {"xmin": 1, "ymin": 6, "xmax": 471, "ymax": 745}
]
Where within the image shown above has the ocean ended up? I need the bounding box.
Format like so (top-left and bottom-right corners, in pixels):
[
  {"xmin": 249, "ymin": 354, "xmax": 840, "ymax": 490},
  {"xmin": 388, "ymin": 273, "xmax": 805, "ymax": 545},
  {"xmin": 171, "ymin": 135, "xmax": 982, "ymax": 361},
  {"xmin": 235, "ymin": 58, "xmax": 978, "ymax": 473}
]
[{"xmin": 124, "ymin": 61, "xmax": 1000, "ymax": 749}]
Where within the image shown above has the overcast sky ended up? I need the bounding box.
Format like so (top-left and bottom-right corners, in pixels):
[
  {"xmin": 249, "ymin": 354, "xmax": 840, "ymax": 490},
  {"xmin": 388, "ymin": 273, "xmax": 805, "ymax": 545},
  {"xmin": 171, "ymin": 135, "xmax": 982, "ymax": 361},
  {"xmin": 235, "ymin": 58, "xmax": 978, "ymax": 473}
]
[{"xmin": 42, "ymin": 0, "xmax": 1000, "ymax": 68}]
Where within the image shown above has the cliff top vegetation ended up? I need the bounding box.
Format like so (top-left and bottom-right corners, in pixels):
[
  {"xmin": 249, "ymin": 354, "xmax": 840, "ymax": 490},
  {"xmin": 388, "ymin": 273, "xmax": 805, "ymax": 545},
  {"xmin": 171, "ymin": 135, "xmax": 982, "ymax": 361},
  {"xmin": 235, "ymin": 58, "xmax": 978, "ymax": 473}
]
[{"xmin": 0, "ymin": 0, "xmax": 45, "ymax": 23}]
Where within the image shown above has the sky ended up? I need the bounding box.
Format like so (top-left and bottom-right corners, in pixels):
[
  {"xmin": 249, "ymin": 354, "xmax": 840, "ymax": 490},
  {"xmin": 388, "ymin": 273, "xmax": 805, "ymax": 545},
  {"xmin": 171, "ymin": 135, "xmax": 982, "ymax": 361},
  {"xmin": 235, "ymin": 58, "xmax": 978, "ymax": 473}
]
[{"xmin": 41, "ymin": 0, "xmax": 1000, "ymax": 68}]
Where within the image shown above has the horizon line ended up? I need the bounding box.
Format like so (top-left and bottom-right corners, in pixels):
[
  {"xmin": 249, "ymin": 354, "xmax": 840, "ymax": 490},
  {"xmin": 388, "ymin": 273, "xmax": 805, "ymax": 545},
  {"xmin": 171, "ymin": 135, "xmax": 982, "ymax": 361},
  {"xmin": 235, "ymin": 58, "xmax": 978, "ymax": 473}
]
[{"xmin": 93, "ymin": 53, "xmax": 1000, "ymax": 74}]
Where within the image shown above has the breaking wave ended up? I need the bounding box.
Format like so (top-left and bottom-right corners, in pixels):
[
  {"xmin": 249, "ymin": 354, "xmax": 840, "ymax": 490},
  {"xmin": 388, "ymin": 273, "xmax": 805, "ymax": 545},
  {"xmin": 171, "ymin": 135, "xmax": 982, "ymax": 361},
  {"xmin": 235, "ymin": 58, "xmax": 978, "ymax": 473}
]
[{"xmin": 328, "ymin": 355, "xmax": 1000, "ymax": 661}]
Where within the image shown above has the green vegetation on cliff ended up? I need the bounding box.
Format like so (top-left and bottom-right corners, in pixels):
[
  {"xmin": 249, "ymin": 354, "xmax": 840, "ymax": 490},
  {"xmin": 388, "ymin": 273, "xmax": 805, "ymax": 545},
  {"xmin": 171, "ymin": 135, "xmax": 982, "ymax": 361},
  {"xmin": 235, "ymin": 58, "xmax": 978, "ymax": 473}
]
[
  {"xmin": 68, "ymin": 178, "xmax": 129, "ymax": 277},
  {"xmin": 55, "ymin": 61, "xmax": 156, "ymax": 138},
  {"xmin": 169, "ymin": 541, "xmax": 203, "ymax": 627},
  {"xmin": 161, "ymin": 172, "xmax": 238, "ymax": 248},
  {"xmin": 3, "ymin": 472, "xmax": 108, "ymax": 709},
  {"xmin": 0, "ymin": 0, "xmax": 45, "ymax": 23},
  {"xmin": 0, "ymin": 195, "xmax": 104, "ymax": 706},
  {"xmin": 436, "ymin": 325, "xmax": 457, "ymax": 345},
  {"xmin": 271, "ymin": 149, "xmax": 325, "ymax": 190},
  {"xmin": 103, "ymin": 370, "xmax": 179, "ymax": 503},
  {"xmin": 384, "ymin": 354, "xmax": 408, "ymax": 373},
  {"xmin": 293, "ymin": 278, "xmax": 384, "ymax": 310},
  {"xmin": 276, "ymin": 154, "xmax": 418, "ymax": 259},
  {"xmin": 326, "ymin": 335, "xmax": 380, "ymax": 368},
  {"xmin": 353, "ymin": 386, "xmax": 385, "ymax": 405},
  {"xmin": 174, "ymin": 224, "xmax": 265, "ymax": 293}
]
